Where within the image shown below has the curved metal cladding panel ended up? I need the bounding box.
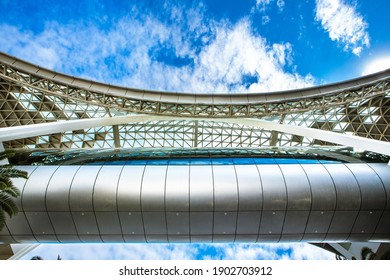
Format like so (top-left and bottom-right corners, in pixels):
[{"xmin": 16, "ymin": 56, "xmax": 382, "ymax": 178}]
[
  {"xmin": 278, "ymin": 164, "xmax": 311, "ymax": 242},
  {"xmin": 21, "ymin": 166, "xmax": 59, "ymax": 243},
  {"xmin": 46, "ymin": 166, "xmax": 81, "ymax": 242},
  {"xmin": 366, "ymin": 164, "xmax": 390, "ymax": 241},
  {"xmin": 256, "ymin": 164, "xmax": 286, "ymax": 242},
  {"xmin": 345, "ymin": 164, "xmax": 386, "ymax": 241},
  {"xmin": 93, "ymin": 166, "xmax": 124, "ymax": 242},
  {"xmin": 0, "ymin": 166, "xmax": 38, "ymax": 243},
  {"xmin": 69, "ymin": 166, "xmax": 103, "ymax": 242},
  {"xmin": 321, "ymin": 164, "xmax": 360, "ymax": 242},
  {"xmin": 165, "ymin": 165, "xmax": 190, "ymax": 242},
  {"xmin": 117, "ymin": 165, "xmax": 146, "ymax": 242},
  {"xmin": 234, "ymin": 164, "xmax": 262, "ymax": 242},
  {"xmin": 189, "ymin": 165, "xmax": 213, "ymax": 242},
  {"xmin": 141, "ymin": 165, "xmax": 168, "ymax": 242},
  {"xmin": 300, "ymin": 164, "xmax": 336, "ymax": 242},
  {"xmin": 2, "ymin": 163, "xmax": 390, "ymax": 243}
]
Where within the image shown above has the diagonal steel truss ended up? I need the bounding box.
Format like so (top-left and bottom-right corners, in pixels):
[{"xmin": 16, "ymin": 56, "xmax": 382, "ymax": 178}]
[{"xmin": 0, "ymin": 53, "xmax": 389, "ymax": 149}]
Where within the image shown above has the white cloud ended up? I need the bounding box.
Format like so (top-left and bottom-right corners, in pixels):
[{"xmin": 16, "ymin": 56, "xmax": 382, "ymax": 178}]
[
  {"xmin": 254, "ymin": 0, "xmax": 284, "ymax": 13},
  {"xmin": 201, "ymin": 243, "xmax": 334, "ymax": 260},
  {"xmin": 276, "ymin": 0, "xmax": 285, "ymax": 11},
  {"xmin": 315, "ymin": 0, "xmax": 370, "ymax": 56},
  {"xmin": 261, "ymin": 15, "xmax": 270, "ymax": 25},
  {"xmin": 288, "ymin": 243, "xmax": 335, "ymax": 260},
  {"xmin": 0, "ymin": 12, "xmax": 313, "ymax": 93},
  {"xmin": 20, "ymin": 244, "xmax": 199, "ymax": 260},
  {"xmin": 255, "ymin": 0, "xmax": 273, "ymax": 12},
  {"xmin": 18, "ymin": 243, "xmax": 334, "ymax": 260}
]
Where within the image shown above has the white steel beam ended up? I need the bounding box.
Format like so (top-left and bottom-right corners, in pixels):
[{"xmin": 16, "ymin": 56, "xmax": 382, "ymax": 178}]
[
  {"xmin": 219, "ymin": 118, "xmax": 390, "ymax": 156},
  {"xmin": 0, "ymin": 115, "xmax": 389, "ymax": 156}
]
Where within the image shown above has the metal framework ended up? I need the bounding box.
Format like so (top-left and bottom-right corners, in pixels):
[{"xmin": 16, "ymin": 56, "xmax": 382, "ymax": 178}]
[
  {"xmin": 1, "ymin": 52, "xmax": 390, "ymax": 259},
  {"xmin": 1, "ymin": 52, "xmax": 389, "ymax": 149}
]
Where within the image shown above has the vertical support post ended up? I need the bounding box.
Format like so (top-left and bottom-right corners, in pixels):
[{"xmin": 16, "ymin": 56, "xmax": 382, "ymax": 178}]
[
  {"xmin": 270, "ymin": 131, "xmax": 279, "ymax": 146},
  {"xmin": 0, "ymin": 245, "xmax": 14, "ymax": 260},
  {"xmin": 327, "ymin": 242, "xmax": 382, "ymax": 260},
  {"xmin": 112, "ymin": 125, "xmax": 121, "ymax": 148},
  {"xmin": 193, "ymin": 120, "xmax": 198, "ymax": 148},
  {"xmin": 270, "ymin": 115, "xmax": 285, "ymax": 146},
  {"xmin": 0, "ymin": 142, "xmax": 8, "ymax": 165}
]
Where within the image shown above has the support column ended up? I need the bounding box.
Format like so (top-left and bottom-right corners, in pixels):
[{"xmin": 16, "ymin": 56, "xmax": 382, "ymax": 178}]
[
  {"xmin": 193, "ymin": 120, "xmax": 199, "ymax": 148},
  {"xmin": 0, "ymin": 244, "xmax": 39, "ymax": 260},
  {"xmin": 0, "ymin": 142, "xmax": 8, "ymax": 165},
  {"xmin": 270, "ymin": 115, "xmax": 285, "ymax": 146},
  {"xmin": 112, "ymin": 125, "xmax": 121, "ymax": 148},
  {"xmin": 0, "ymin": 245, "xmax": 14, "ymax": 260},
  {"xmin": 327, "ymin": 242, "xmax": 382, "ymax": 260}
]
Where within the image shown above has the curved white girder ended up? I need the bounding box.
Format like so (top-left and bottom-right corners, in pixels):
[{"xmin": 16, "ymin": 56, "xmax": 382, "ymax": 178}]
[
  {"xmin": 1, "ymin": 51, "xmax": 389, "ymax": 106},
  {"xmin": 1, "ymin": 115, "xmax": 389, "ymax": 156}
]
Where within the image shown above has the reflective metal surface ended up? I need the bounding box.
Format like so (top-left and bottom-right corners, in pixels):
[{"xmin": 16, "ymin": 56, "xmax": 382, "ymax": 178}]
[
  {"xmin": 165, "ymin": 166, "xmax": 190, "ymax": 211},
  {"xmin": 279, "ymin": 164, "xmax": 311, "ymax": 210},
  {"xmin": 46, "ymin": 166, "xmax": 80, "ymax": 211},
  {"xmin": 189, "ymin": 166, "xmax": 213, "ymax": 211},
  {"xmin": 2, "ymin": 161, "xmax": 390, "ymax": 243},
  {"xmin": 117, "ymin": 166, "xmax": 145, "ymax": 211},
  {"xmin": 257, "ymin": 165, "xmax": 286, "ymax": 210},
  {"xmin": 69, "ymin": 166, "xmax": 102, "ymax": 211},
  {"xmin": 93, "ymin": 166, "xmax": 123, "ymax": 211},
  {"xmin": 346, "ymin": 164, "xmax": 386, "ymax": 210},
  {"xmin": 323, "ymin": 164, "xmax": 361, "ymax": 210},
  {"xmin": 22, "ymin": 166, "xmax": 59, "ymax": 211},
  {"xmin": 141, "ymin": 165, "xmax": 167, "ymax": 211},
  {"xmin": 213, "ymin": 165, "xmax": 238, "ymax": 211},
  {"xmin": 301, "ymin": 164, "xmax": 336, "ymax": 210},
  {"xmin": 234, "ymin": 165, "xmax": 262, "ymax": 211}
]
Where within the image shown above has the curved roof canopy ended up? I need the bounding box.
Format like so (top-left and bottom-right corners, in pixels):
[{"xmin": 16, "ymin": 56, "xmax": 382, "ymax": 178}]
[
  {"xmin": 0, "ymin": 52, "xmax": 389, "ymax": 152},
  {"xmin": 1, "ymin": 51, "xmax": 389, "ymax": 118}
]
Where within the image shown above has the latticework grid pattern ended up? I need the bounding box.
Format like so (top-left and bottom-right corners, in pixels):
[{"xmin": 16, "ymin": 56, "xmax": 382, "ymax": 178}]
[{"xmin": 1, "ymin": 57, "xmax": 389, "ymax": 149}]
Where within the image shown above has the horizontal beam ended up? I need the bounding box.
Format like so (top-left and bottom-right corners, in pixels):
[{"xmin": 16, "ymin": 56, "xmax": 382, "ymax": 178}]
[
  {"xmin": 0, "ymin": 115, "xmax": 389, "ymax": 156},
  {"xmin": 220, "ymin": 118, "xmax": 390, "ymax": 157},
  {"xmin": 0, "ymin": 115, "xmax": 159, "ymax": 142}
]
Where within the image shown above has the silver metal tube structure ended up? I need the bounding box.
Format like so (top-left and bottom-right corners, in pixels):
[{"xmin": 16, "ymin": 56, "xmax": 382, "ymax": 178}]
[{"xmin": 1, "ymin": 162, "xmax": 389, "ymax": 243}]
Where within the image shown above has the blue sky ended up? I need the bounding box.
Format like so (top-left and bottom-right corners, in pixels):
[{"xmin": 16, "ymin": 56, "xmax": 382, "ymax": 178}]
[{"xmin": 1, "ymin": 0, "xmax": 389, "ymax": 259}]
